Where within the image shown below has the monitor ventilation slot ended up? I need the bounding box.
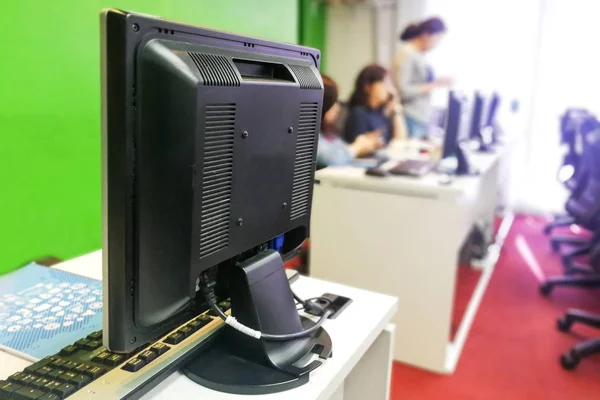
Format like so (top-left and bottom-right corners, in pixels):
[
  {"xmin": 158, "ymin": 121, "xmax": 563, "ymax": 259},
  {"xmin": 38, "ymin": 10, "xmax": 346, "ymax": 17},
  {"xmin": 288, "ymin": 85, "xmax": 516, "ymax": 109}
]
[
  {"xmin": 290, "ymin": 103, "xmax": 318, "ymax": 220},
  {"xmin": 289, "ymin": 65, "xmax": 322, "ymax": 90},
  {"xmin": 188, "ymin": 52, "xmax": 241, "ymax": 87},
  {"xmin": 199, "ymin": 104, "xmax": 236, "ymax": 258}
]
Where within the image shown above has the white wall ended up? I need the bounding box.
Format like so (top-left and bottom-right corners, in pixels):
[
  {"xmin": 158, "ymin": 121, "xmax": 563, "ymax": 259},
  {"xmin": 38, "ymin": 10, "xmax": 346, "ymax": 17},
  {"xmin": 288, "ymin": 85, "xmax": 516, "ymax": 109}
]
[{"xmin": 325, "ymin": 2, "xmax": 398, "ymax": 101}]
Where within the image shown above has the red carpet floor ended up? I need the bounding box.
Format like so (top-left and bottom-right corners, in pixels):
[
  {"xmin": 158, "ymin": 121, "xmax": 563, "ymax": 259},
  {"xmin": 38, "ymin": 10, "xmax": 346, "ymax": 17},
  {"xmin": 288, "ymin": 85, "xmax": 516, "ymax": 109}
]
[{"xmin": 391, "ymin": 214, "xmax": 600, "ymax": 400}]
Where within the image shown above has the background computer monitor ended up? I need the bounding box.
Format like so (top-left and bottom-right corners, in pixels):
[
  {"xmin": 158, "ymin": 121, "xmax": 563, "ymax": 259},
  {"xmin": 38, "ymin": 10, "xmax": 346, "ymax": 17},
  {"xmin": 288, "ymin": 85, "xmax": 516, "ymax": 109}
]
[
  {"xmin": 469, "ymin": 92, "xmax": 485, "ymax": 141},
  {"xmin": 441, "ymin": 91, "xmax": 462, "ymax": 159},
  {"xmin": 485, "ymin": 92, "xmax": 500, "ymax": 129},
  {"xmin": 101, "ymin": 10, "xmax": 323, "ymax": 353}
]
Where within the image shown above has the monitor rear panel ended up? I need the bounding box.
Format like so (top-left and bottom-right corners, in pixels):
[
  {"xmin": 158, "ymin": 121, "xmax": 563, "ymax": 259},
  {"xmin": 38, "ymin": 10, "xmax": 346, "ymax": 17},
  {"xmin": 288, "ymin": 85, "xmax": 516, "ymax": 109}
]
[{"xmin": 101, "ymin": 9, "xmax": 323, "ymax": 352}]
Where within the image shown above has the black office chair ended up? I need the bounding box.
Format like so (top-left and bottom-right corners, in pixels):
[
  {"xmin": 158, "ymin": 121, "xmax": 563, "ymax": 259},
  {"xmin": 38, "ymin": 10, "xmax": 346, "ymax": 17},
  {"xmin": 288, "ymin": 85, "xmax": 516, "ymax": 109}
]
[
  {"xmin": 540, "ymin": 124, "xmax": 600, "ymax": 295},
  {"xmin": 545, "ymin": 109, "xmax": 591, "ymax": 235},
  {"xmin": 548, "ymin": 117, "xmax": 600, "ymax": 270},
  {"xmin": 555, "ymin": 241, "xmax": 600, "ymax": 370}
]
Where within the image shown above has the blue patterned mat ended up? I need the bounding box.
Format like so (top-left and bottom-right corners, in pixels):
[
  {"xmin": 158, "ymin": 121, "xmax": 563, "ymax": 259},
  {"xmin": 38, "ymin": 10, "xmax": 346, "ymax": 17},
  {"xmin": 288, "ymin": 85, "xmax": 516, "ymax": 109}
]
[{"xmin": 0, "ymin": 263, "xmax": 102, "ymax": 361}]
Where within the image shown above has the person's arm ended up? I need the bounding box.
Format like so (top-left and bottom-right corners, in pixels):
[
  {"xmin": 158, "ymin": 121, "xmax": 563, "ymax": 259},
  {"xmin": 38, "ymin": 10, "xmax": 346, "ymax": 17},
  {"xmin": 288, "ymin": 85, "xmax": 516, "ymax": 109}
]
[
  {"xmin": 343, "ymin": 107, "xmax": 371, "ymax": 143},
  {"xmin": 384, "ymin": 88, "xmax": 408, "ymax": 141},
  {"xmin": 391, "ymin": 110, "xmax": 408, "ymax": 141},
  {"xmin": 317, "ymin": 134, "xmax": 354, "ymax": 168}
]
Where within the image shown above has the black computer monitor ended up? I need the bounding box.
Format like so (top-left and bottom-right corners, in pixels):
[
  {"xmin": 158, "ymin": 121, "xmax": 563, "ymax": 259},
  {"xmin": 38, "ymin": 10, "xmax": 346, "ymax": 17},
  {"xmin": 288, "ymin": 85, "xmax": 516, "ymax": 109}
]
[
  {"xmin": 469, "ymin": 92, "xmax": 484, "ymax": 141},
  {"xmin": 485, "ymin": 93, "xmax": 499, "ymax": 128},
  {"xmin": 470, "ymin": 92, "xmax": 495, "ymax": 151},
  {"xmin": 101, "ymin": 9, "xmax": 330, "ymax": 394},
  {"xmin": 441, "ymin": 91, "xmax": 462, "ymax": 159}
]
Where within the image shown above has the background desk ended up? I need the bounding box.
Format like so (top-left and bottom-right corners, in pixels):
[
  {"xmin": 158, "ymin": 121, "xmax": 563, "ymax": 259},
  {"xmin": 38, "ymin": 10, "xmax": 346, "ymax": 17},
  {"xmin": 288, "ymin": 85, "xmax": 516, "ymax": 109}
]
[
  {"xmin": 310, "ymin": 150, "xmax": 506, "ymax": 374},
  {"xmin": 0, "ymin": 251, "xmax": 398, "ymax": 400}
]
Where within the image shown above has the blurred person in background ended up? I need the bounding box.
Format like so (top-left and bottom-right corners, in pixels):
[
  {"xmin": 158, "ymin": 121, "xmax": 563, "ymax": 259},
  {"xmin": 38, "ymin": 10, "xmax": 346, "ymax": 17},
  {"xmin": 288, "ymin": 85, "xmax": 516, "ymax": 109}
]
[
  {"xmin": 393, "ymin": 17, "xmax": 452, "ymax": 139},
  {"xmin": 343, "ymin": 65, "xmax": 407, "ymax": 146},
  {"xmin": 317, "ymin": 74, "xmax": 384, "ymax": 168}
]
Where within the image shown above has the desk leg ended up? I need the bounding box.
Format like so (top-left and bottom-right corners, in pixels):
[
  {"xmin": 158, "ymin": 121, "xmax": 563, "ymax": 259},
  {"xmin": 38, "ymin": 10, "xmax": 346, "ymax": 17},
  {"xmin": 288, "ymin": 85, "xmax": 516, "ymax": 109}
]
[{"xmin": 343, "ymin": 325, "xmax": 395, "ymax": 400}]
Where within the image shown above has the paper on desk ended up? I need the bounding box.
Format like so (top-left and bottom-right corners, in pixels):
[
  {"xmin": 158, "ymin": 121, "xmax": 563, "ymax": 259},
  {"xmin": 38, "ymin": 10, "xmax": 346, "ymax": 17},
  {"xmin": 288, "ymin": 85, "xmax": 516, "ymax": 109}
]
[{"xmin": 0, "ymin": 263, "xmax": 102, "ymax": 361}]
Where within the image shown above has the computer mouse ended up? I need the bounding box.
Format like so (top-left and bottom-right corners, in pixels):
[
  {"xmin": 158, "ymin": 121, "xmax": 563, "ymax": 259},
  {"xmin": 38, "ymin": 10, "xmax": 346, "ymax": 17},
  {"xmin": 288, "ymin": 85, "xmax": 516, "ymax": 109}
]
[{"xmin": 365, "ymin": 167, "xmax": 389, "ymax": 177}]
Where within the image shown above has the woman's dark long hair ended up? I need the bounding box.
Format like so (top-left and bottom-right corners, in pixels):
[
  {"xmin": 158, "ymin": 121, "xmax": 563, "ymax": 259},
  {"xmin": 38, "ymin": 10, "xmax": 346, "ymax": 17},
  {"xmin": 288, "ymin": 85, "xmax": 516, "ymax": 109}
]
[
  {"xmin": 400, "ymin": 23, "xmax": 420, "ymax": 41},
  {"xmin": 399, "ymin": 17, "xmax": 447, "ymax": 41},
  {"xmin": 348, "ymin": 64, "xmax": 388, "ymax": 108},
  {"xmin": 321, "ymin": 74, "xmax": 339, "ymax": 133}
]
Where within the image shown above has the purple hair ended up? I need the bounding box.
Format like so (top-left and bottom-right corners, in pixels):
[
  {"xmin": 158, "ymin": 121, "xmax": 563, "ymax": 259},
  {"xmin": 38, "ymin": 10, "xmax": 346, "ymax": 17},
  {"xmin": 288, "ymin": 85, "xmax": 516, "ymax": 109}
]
[{"xmin": 399, "ymin": 17, "xmax": 446, "ymax": 41}]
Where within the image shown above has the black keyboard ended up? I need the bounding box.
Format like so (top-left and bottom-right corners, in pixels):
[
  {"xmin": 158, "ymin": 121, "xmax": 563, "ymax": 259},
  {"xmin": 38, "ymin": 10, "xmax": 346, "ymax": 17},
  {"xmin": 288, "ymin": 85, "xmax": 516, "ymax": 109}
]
[
  {"xmin": 388, "ymin": 159, "xmax": 436, "ymax": 177},
  {"xmin": 0, "ymin": 301, "xmax": 231, "ymax": 400}
]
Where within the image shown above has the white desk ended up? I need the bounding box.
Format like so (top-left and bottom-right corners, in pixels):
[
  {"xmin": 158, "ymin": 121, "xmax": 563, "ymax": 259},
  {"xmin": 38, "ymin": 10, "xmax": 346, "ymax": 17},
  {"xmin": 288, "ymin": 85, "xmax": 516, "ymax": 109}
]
[
  {"xmin": 310, "ymin": 149, "xmax": 506, "ymax": 374},
  {"xmin": 0, "ymin": 251, "xmax": 398, "ymax": 400}
]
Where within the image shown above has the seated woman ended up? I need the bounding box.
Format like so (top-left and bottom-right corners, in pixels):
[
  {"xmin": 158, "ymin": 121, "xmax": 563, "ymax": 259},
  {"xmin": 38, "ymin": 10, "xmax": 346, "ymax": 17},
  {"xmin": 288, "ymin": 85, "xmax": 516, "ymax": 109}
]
[
  {"xmin": 343, "ymin": 64, "xmax": 407, "ymax": 145},
  {"xmin": 317, "ymin": 74, "xmax": 383, "ymax": 168}
]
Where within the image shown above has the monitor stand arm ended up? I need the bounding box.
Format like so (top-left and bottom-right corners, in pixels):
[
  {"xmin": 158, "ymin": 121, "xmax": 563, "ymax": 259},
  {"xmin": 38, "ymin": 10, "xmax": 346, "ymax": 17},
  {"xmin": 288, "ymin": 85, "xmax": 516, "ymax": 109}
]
[
  {"xmin": 456, "ymin": 142, "xmax": 480, "ymax": 176},
  {"xmin": 183, "ymin": 250, "xmax": 332, "ymax": 395}
]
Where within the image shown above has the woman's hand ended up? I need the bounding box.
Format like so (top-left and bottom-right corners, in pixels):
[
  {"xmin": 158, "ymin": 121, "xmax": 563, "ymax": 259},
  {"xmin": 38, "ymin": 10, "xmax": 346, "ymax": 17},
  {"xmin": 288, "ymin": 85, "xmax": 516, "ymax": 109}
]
[
  {"xmin": 385, "ymin": 86, "xmax": 402, "ymax": 116},
  {"xmin": 349, "ymin": 130, "xmax": 384, "ymax": 157},
  {"xmin": 434, "ymin": 76, "xmax": 454, "ymax": 87}
]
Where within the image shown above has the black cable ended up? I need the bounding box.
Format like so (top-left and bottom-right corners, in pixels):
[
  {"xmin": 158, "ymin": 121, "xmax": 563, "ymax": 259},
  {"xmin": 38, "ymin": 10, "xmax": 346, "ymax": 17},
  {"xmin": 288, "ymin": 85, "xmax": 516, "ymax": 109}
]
[{"xmin": 203, "ymin": 275, "xmax": 332, "ymax": 341}]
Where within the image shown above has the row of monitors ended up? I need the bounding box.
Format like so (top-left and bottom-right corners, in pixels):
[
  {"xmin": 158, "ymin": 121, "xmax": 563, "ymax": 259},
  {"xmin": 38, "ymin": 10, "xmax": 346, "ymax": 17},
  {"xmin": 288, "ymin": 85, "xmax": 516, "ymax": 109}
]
[{"xmin": 442, "ymin": 91, "xmax": 500, "ymax": 159}]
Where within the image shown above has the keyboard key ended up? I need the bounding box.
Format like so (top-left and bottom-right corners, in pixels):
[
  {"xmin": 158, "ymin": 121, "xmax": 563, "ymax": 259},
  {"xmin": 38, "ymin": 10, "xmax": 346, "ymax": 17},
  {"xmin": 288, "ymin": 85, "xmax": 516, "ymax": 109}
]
[
  {"xmin": 50, "ymin": 359, "xmax": 67, "ymax": 369},
  {"xmin": 0, "ymin": 380, "xmax": 22, "ymax": 396},
  {"xmin": 38, "ymin": 393, "xmax": 60, "ymax": 400},
  {"xmin": 59, "ymin": 345, "xmax": 78, "ymax": 356},
  {"xmin": 25, "ymin": 357, "xmax": 54, "ymax": 373},
  {"xmin": 92, "ymin": 351, "xmax": 110, "ymax": 363},
  {"xmin": 73, "ymin": 364, "xmax": 89, "ymax": 374},
  {"xmin": 83, "ymin": 366, "xmax": 106, "ymax": 379},
  {"xmin": 18, "ymin": 375, "xmax": 37, "ymax": 386},
  {"xmin": 8, "ymin": 372, "xmax": 26, "ymax": 383},
  {"xmin": 187, "ymin": 319, "xmax": 203, "ymax": 331},
  {"xmin": 45, "ymin": 370, "xmax": 64, "ymax": 380},
  {"xmin": 164, "ymin": 333, "xmax": 183, "ymax": 345},
  {"xmin": 105, "ymin": 354, "xmax": 124, "ymax": 366},
  {"xmin": 122, "ymin": 358, "xmax": 145, "ymax": 372},
  {"xmin": 150, "ymin": 343, "xmax": 170, "ymax": 356},
  {"xmin": 219, "ymin": 300, "xmax": 231, "ymax": 311},
  {"xmin": 82, "ymin": 340, "xmax": 102, "ymax": 351},
  {"xmin": 178, "ymin": 326, "xmax": 193, "ymax": 338},
  {"xmin": 31, "ymin": 377, "xmax": 51, "ymax": 389},
  {"xmin": 197, "ymin": 315, "xmax": 213, "ymax": 324},
  {"xmin": 86, "ymin": 331, "xmax": 103, "ymax": 341},
  {"xmin": 74, "ymin": 338, "xmax": 90, "ymax": 348},
  {"xmin": 63, "ymin": 361, "xmax": 79, "ymax": 371},
  {"xmin": 36, "ymin": 366, "xmax": 54, "ymax": 377},
  {"xmin": 14, "ymin": 386, "xmax": 45, "ymax": 399},
  {"xmin": 68, "ymin": 374, "xmax": 91, "ymax": 389},
  {"xmin": 138, "ymin": 350, "xmax": 157, "ymax": 364},
  {"xmin": 57, "ymin": 372, "xmax": 77, "ymax": 384},
  {"xmin": 43, "ymin": 381, "xmax": 62, "ymax": 393},
  {"xmin": 51, "ymin": 382, "xmax": 76, "ymax": 398}
]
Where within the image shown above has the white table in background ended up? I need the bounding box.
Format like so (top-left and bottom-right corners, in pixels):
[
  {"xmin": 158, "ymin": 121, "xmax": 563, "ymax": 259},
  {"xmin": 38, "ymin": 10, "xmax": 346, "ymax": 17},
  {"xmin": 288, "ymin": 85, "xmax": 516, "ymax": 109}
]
[
  {"xmin": 310, "ymin": 149, "xmax": 506, "ymax": 374},
  {"xmin": 0, "ymin": 251, "xmax": 398, "ymax": 400}
]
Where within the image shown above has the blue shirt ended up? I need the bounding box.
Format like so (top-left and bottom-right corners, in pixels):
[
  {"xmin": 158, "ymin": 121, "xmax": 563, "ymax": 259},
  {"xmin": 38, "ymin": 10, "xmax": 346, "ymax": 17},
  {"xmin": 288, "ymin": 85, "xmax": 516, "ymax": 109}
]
[
  {"xmin": 316, "ymin": 133, "xmax": 353, "ymax": 169},
  {"xmin": 343, "ymin": 106, "xmax": 392, "ymax": 144}
]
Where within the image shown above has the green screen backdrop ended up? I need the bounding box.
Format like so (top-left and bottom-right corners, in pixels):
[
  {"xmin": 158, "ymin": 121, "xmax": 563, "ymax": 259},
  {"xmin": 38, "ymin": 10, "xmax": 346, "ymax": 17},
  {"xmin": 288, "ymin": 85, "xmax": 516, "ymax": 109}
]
[{"xmin": 0, "ymin": 0, "xmax": 297, "ymax": 273}]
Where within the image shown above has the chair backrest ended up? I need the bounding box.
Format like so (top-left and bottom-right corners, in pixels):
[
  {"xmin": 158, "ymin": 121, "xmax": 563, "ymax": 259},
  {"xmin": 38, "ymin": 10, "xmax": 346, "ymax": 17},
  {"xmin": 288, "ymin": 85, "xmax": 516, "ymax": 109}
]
[
  {"xmin": 562, "ymin": 113, "xmax": 595, "ymax": 191},
  {"xmin": 566, "ymin": 118, "xmax": 600, "ymax": 225}
]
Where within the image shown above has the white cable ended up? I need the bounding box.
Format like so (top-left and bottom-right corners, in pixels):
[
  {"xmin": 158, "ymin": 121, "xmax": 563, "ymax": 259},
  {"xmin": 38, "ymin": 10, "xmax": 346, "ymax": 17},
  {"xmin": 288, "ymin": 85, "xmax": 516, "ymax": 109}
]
[{"xmin": 225, "ymin": 315, "xmax": 262, "ymax": 339}]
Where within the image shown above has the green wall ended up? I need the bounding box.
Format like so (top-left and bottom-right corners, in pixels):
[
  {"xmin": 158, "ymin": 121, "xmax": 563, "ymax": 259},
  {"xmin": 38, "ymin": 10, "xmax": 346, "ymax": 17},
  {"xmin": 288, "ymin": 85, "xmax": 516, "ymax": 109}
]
[
  {"xmin": 299, "ymin": 0, "xmax": 328, "ymax": 71},
  {"xmin": 0, "ymin": 1, "xmax": 297, "ymax": 273}
]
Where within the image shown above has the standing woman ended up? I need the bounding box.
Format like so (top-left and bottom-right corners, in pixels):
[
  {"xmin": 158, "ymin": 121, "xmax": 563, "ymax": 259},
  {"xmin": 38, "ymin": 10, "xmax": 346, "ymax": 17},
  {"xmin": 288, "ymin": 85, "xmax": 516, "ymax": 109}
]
[{"xmin": 393, "ymin": 17, "xmax": 452, "ymax": 139}]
